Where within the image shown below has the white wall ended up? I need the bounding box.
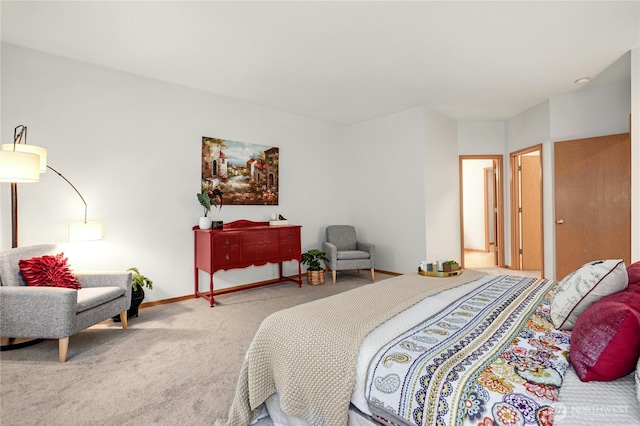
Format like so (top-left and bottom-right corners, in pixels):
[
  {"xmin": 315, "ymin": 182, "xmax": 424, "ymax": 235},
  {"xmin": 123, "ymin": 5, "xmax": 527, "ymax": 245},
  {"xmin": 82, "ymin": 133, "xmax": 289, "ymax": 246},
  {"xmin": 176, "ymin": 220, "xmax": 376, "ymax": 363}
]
[
  {"xmin": 0, "ymin": 43, "xmax": 346, "ymax": 301},
  {"xmin": 343, "ymin": 107, "xmax": 427, "ymax": 273},
  {"xmin": 550, "ymin": 81, "xmax": 632, "ymax": 141},
  {"xmin": 505, "ymin": 101, "xmax": 551, "ymax": 152},
  {"xmin": 424, "ymin": 108, "xmax": 459, "ymax": 263},
  {"xmin": 340, "ymin": 106, "xmax": 460, "ymax": 272},
  {"xmin": 458, "ymin": 121, "xmax": 505, "ymax": 154}
]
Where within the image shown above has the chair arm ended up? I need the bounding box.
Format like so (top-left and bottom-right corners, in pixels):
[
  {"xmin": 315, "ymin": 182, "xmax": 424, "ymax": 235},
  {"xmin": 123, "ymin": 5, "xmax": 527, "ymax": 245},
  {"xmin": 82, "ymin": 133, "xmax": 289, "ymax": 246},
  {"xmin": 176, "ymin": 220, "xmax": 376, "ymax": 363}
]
[
  {"xmin": 357, "ymin": 242, "xmax": 375, "ymax": 264},
  {"xmin": 322, "ymin": 242, "xmax": 338, "ymax": 270},
  {"xmin": 0, "ymin": 286, "xmax": 77, "ymax": 338},
  {"xmin": 75, "ymin": 271, "xmax": 132, "ymax": 307}
]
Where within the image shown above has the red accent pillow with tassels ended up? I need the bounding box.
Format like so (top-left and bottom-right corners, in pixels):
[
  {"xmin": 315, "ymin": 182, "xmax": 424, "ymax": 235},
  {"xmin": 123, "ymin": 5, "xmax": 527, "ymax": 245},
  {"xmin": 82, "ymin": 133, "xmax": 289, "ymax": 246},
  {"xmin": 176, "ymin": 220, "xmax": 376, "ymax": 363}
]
[
  {"xmin": 570, "ymin": 287, "xmax": 640, "ymax": 381},
  {"xmin": 18, "ymin": 253, "xmax": 81, "ymax": 289}
]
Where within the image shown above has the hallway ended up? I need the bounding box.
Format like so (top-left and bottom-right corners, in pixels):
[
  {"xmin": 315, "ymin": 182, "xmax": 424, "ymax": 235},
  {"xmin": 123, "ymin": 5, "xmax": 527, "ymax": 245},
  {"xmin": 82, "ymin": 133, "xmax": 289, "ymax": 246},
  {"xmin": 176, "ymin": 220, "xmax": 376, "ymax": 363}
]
[{"xmin": 465, "ymin": 246, "xmax": 541, "ymax": 278}]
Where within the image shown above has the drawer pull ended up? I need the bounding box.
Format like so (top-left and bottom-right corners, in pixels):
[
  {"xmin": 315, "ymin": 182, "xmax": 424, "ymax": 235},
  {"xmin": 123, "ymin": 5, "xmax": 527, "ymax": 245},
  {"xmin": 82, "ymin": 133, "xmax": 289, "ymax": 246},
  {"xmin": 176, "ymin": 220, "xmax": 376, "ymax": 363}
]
[
  {"xmin": 288, "ymin": 248, "xmax": 292, "ymax": 253},
  {"xmin": 288, "ymin": 234, "xmax": 292, "ymax": 239},
  {"xmin": 225, "ymin": 238, "xmax": 230, "ymax": 245},
  {"xmin": 226, "ymin": 254, "xmax": 230, "ymax": 261}
]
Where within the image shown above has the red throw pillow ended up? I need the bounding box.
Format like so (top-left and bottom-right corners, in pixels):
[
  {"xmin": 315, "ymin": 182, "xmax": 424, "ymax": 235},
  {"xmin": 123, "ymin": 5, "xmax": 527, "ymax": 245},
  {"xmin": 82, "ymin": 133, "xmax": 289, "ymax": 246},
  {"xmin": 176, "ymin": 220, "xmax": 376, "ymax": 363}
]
[
  {"xmin": 627, "ymin": 261, "xmax": 640, "ymax": 287},
  {"xmin": 570, "ymin": 288, "xmax": 640, "ymax": 381},
  {"xmin": 19, "ymin": 253, "xmax": 81, "ymax": 289}
]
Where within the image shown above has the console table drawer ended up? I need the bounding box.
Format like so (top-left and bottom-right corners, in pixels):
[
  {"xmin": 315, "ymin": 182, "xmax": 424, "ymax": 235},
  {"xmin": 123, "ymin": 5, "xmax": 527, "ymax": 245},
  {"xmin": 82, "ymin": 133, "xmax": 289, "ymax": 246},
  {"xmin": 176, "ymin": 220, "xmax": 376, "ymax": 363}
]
[
  {"xmin": 213, "ymin": 233, "xmax": 242, "ymax": 247},
  {"xmin": 242, "ymin": 230, "xmax": 278, "ymax": 245},
  {"xmin": 243, "ymin": 242, "xmax": 280, "ymax": 262},
  {"xmin": 279, "ymin": 228, "xmax": 300, "ymax": 242},
  {"xmin": 213, "ymin": 245, "xmax": 242, "ymax": 264},
  {"xmin": 279, "ymin": 241, "xmax": 301, "ymax": 257}
]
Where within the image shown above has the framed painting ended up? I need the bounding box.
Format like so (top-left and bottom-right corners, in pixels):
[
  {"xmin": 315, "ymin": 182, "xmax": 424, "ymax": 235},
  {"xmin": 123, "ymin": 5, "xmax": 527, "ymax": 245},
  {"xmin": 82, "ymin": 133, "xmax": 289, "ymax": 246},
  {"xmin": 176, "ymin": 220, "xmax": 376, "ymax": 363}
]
[{"xmin": 201, "ymin": 137, "xmax": 279, "ymax": 205}]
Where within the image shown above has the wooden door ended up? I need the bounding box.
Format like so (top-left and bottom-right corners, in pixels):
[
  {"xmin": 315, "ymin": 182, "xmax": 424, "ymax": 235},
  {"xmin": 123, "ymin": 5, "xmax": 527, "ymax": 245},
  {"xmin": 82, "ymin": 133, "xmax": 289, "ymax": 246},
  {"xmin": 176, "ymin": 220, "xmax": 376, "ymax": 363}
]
[
  {"xmin": 484, "ymin": 167, "xmax": 496, "ymax": 255},
  {"xmin": 521, "ymin": 154, "xmax": 542, "ymax": 270},
  {"xmin": 554, "ymin": 133, "xmax": 631, "ymax": 279},
  {"xmin": 509, "ymin": 145, "xmax": 543, "ymax": 276}
]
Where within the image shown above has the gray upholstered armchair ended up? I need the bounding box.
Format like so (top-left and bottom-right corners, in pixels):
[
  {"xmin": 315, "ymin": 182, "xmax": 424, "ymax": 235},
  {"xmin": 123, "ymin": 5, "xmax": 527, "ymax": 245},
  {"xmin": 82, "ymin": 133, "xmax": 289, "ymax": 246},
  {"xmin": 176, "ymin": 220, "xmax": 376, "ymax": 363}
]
[
  {"xmin": 323, "ymin": 225, "xmax": 375, "ymax": 284},
  {"xmin": 0, "ymin": 244, "xmax": 132, "ymax": 362}
]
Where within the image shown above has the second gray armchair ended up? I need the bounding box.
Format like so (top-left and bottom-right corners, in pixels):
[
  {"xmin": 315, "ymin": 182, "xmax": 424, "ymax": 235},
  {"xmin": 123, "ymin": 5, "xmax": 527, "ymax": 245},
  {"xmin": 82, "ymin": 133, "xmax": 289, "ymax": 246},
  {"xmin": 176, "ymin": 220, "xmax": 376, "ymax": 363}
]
[{"xmin": 323, "ymin": 225, "xmax": 375, "ymax": 284}]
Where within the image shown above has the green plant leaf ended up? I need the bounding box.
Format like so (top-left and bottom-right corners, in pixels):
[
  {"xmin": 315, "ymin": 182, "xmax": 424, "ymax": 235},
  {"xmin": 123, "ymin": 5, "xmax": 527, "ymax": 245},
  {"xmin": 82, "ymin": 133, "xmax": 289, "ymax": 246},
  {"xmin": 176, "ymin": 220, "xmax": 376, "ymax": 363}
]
[
  {"xmin": 127, "ymin": 267, "xmax": 153, "ymax": 291},
  {"xmin": 301, "ymin": 249, "xmax": 328, "ymax": 271},
  {"xmin": 197, "ymin": 192, "xmax": 211, "ymax": 216}
]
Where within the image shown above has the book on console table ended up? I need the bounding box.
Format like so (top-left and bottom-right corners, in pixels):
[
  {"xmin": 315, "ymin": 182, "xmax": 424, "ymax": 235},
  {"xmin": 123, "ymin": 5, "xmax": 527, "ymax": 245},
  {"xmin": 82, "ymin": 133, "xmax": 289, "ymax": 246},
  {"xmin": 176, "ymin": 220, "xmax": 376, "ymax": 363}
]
[{"xmin": 269, "ymin": 219, "xmax": 289, "ymax": 226}]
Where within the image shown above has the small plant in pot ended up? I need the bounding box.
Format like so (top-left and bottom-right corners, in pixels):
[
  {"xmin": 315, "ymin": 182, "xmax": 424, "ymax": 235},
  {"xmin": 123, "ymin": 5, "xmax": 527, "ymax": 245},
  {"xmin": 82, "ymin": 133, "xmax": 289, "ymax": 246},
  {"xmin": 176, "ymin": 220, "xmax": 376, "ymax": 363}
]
[
  {"xmin": 197, "ymin": 187, "xmax": 223, "ymax": 229},
  {"xmin": 302, "ymin": 249, "xmax": 328, "ymax": 285},
  {"xmin": 113, "ymin": 267, "xmax": 153, "ymax": 322}
]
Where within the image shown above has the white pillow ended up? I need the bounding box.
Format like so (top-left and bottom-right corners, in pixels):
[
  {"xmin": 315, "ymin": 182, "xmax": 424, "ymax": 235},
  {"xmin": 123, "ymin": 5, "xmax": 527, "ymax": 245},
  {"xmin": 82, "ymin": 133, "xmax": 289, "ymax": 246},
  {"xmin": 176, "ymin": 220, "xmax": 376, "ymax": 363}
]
[{"xmin": 550, "ymin": 259, "xmax": 628, "ymax": 330}]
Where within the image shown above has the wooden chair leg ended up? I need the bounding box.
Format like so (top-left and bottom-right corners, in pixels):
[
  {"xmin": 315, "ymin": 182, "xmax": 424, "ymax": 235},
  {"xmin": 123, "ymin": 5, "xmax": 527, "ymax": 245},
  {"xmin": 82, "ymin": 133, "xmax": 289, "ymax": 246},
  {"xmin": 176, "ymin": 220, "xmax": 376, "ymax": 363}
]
[
  {"xmin": 332, "ymin": 270, "xmax": 337, "ymax": 284},
  {"xmin": 120, "ymin": 311, "xmax": 128, "ymax": 330},
  {"xmin": 371, "ymin": 269, "xmax": 375, "ymax": 282},
  {"xmin": 59, "ymin": 337, "xmax": 69, "ymax": 363}
]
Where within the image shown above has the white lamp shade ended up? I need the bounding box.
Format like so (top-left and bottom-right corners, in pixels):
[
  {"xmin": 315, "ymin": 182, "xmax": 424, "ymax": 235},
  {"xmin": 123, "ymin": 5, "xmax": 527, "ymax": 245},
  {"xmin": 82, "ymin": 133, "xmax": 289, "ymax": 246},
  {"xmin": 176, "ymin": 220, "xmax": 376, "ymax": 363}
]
[
  {"xmin": 68, "ymin": 221, "xmax": 103, "ymax": 242},
  {"xmin": 2, "ymin": 143, "xmax": 47, "ymax": 173},
  {"xmin": 0, "ymin": 150, "xmax": 41, "ymax": 182}
]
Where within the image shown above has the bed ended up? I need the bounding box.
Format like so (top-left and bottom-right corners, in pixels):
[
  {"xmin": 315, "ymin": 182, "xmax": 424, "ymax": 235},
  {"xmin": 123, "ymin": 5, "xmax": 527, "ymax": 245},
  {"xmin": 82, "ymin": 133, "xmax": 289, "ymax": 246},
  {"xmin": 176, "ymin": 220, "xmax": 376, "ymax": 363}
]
[{"xmin": 217, "ymin": 261, "xmax": 640, "ymax": 426}]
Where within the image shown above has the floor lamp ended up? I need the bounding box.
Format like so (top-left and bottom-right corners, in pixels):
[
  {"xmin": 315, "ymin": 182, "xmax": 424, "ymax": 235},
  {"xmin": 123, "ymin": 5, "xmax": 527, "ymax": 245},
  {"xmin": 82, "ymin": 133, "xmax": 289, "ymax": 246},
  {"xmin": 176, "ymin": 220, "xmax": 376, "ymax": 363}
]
[
  {"xmin": 1, "ymin": 125, "xmax": 103, "ymax": 247},
  {"xmin": 1, "ymin": 125, "xmax": 102, "ymax": 351}
]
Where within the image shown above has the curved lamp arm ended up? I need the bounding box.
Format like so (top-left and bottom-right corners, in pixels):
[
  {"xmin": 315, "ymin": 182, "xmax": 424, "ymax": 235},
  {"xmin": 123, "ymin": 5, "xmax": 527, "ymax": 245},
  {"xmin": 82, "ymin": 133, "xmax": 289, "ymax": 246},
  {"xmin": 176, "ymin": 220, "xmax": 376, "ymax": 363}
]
[
  {"xmin": 46, "ymin": 165, "xmax": 88, "ymax": 224},
  {"xmin": 14, "ymin": 125, "xmax": 27, "ymax": 146}
]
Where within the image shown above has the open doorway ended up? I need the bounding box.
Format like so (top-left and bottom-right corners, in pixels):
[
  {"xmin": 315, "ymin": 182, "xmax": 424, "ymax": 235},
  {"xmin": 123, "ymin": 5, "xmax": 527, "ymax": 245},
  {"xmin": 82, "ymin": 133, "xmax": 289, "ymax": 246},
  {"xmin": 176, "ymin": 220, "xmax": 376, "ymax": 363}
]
[
  {"xmin": 459, "ymin": 155, "xmax": 504, "ymax": 269},
  {"xmin": 509, "ymin": 145, "xmax": 543, "ymax": 278}
]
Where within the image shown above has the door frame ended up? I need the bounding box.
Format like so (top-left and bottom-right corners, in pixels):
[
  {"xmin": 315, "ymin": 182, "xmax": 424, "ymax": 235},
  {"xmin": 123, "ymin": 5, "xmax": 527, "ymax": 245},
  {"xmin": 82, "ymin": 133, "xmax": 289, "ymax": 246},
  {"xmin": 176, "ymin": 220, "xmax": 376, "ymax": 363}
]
[
  {"xmin": 509, "ymin": 144, "xmax": 544, "ymax": 277},
  {"xmin": 484, "ymin": 167, "xmax": 493, "ymax": 253},
  {"xmin": 459, "ymin": 155, "xmax": 505, "ymax": 269}
]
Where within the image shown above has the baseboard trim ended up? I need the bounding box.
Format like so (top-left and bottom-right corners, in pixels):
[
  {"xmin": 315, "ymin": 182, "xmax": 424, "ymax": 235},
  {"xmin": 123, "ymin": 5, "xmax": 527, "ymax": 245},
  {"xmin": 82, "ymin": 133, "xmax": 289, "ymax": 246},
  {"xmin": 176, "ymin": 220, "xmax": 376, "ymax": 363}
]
[
  {"xmin": 139, "ymin": 269, "xmax": 401, "ymax": 309},
  {"xmin": 374, "ymin": 268, "xmax": 402, "ymax": 276}
]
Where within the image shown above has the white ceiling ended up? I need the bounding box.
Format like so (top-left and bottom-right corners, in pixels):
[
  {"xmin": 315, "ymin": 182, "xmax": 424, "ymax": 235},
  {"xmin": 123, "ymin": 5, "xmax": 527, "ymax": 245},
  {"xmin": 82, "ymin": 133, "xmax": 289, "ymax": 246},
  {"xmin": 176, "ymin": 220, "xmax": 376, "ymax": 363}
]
[{"xmin": 1, "ymin": 1, "xmax": 639, "ymax": 125}]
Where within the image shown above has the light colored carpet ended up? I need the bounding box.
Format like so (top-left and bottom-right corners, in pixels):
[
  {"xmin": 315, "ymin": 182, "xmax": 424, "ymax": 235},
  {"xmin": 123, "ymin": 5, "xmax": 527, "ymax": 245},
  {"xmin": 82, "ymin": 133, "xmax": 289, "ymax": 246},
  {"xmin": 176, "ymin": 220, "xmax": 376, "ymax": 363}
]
[{"xmin": 0, "ymin": 271, "xmax": 395, "ymax": 426}]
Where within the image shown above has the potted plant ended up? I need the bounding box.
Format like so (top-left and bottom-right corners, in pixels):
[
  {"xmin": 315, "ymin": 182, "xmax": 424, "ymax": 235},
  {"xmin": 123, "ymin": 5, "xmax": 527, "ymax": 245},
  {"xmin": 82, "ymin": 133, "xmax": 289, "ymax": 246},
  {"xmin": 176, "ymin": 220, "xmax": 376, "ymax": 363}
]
[
  {"xmin": 113, "ymin": 267, "xmax": 153, "ymax": 322},
  {"xmin": 443, "ymin": 260, "xmax": 460, "ymax": 272},
  {"xmin": 197, "ymin": 187, "xmax": 224, "ymax": 229},
  {"xmin": 197, "ymin": 191, "xmax": 212, "ymax": 229},
  {"xmin": 302, "ymin": 249, "xmax": 328, "ymax": 285}
]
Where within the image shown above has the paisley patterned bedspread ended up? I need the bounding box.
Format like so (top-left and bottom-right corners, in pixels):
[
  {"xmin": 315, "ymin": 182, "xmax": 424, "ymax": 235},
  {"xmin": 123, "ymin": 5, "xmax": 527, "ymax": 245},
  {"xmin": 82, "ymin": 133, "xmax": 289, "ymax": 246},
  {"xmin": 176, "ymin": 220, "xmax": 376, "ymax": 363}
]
[{"xmin": 365, "ymin": 275, "xmax": 571, "ymax": 426}]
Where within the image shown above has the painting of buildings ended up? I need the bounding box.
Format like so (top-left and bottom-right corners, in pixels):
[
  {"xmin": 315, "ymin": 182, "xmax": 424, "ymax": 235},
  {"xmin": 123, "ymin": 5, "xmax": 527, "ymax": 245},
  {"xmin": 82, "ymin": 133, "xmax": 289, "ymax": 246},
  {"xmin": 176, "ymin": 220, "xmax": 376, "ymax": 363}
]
[{"xmin": 201, "ymin": 137, "xmax": 279, "ymax": 205}]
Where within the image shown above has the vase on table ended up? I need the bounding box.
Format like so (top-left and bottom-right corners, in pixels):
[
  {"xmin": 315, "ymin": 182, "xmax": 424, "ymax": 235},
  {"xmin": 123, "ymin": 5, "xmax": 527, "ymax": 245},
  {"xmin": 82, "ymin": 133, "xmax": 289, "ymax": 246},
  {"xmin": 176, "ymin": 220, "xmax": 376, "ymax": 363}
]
[{"xmin": 199, "ymin": 216, "xmax": 212, "ymax": 230}]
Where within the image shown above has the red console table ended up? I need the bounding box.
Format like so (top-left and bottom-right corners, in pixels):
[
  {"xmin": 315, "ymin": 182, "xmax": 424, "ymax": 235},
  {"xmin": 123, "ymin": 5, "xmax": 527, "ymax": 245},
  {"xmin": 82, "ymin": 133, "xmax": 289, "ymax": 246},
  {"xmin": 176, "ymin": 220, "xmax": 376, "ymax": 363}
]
[{"xmin": 193, "ymin": 219, "xmax": 302, "ymax": 307}]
